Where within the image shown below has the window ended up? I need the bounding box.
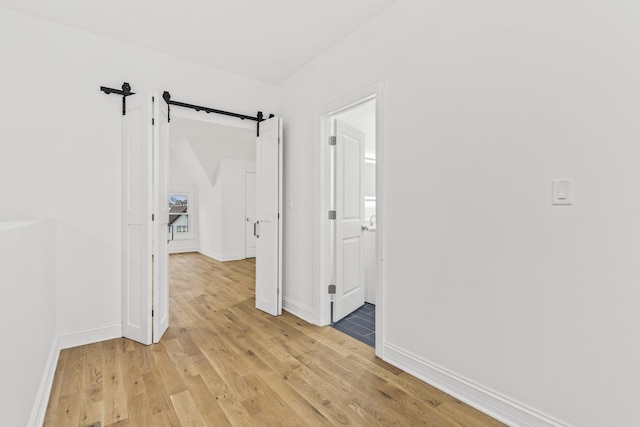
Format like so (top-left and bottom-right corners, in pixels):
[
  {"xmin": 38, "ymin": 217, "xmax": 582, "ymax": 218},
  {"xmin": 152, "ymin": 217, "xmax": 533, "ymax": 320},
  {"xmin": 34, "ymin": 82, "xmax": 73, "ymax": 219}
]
[{"xmin": 169, "ymin": 194, "xmax": 190, "ymax": 237}]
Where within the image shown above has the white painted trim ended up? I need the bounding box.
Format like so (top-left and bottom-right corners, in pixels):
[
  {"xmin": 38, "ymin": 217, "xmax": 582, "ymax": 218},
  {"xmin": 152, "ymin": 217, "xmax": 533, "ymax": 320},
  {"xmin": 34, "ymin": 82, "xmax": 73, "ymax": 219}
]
[
  {"xmin": 198, "ymin": 249, "xmax": 245, "ymax": 262},
  {"xmin": 28, "ymin": 335, "xmax": 59, "ymax": 427},
  {"xmin": 283, "ymin": 297, "xmax": 315, "ymax": 323},
  {"xmin": 383, "ymin": 343, "xmax": 570, "ymax": 427},
  {"xmin": 199, "ymin": 249, "xmax": 223, "ymax": 261},
  {"xmin": 58, "ymin": 323, "xmax": 122, "ymax": 350},
  {"xmin": 169, "ymin": 246, "xmax": 199, "ymax": 254},
  {"xmin": 219, "ymin": 253, "xmax": 245, "ymax": 262}
]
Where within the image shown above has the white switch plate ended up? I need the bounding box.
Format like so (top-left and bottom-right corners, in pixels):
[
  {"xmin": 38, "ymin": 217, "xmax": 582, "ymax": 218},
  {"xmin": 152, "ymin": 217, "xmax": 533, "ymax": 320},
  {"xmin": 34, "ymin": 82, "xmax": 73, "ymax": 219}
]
[{"xmin": 552, "ymin": 179, "xmax": 573, "ymax": 205}]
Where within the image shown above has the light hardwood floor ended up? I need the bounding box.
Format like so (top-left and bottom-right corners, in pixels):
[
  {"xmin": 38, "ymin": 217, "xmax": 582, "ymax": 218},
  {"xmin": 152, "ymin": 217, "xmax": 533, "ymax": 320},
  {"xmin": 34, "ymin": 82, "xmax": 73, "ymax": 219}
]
[{"xmin": 44, "ymin": 252, "xmax": 504, "ymax": 426}]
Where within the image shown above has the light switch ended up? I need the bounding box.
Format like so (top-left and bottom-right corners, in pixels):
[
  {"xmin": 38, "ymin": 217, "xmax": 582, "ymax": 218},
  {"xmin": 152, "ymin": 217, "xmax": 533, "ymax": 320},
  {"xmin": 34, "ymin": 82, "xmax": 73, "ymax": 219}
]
[
  {"xmin": 552, "ymin": 179, "xmax": 573, "ymax": 205},
  {"xmin": 557, "ymin": 182, "xmax": 568, "ymax": 200}
]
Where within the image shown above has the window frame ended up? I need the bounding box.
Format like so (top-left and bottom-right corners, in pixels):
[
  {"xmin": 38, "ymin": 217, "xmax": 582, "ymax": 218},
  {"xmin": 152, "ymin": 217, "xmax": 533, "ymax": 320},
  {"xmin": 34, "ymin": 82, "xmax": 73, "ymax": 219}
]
[{"xmin": 168, "ymin": 188, "xmax": 196, "ymax": 241}]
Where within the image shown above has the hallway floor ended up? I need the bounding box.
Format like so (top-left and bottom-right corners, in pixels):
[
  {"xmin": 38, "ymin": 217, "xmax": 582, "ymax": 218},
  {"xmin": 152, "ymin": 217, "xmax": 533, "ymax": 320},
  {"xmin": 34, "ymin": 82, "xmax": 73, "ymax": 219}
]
[{"xmin": 43, "ymin": 253, "xmax": 504, "ymax": 426}]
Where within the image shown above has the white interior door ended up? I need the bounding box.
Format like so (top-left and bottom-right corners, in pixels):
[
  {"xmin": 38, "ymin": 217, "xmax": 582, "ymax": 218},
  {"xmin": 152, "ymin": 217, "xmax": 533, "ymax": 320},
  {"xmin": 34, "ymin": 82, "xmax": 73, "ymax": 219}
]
[
  {"xmin": 255, "ymin": 117, "xmax": 283, "ymax": 316},
  {"xmin": 152, "ymin": 94, "xmax": 170, "ymax": 343},
  {"xmin": 122, "ymin": 93, "xmax": 153, "ymax": 345},
  {"xmin": 333, "ymin": 119, "xmax": 365, "ymax": 322},
  {"xmin": 245, "ymin": 172, "xmax": 257, "ymax": 259}
]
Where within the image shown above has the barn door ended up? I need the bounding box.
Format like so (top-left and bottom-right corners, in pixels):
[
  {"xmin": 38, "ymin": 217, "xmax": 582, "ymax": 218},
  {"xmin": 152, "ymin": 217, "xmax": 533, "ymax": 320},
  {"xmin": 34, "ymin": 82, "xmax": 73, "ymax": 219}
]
[
  {"xmin": 255, "ymin": 117, "xmax": 283, "ymax": 316},
  {"xmin": 122, "ymin": 93, "xmax": 153, "ymax": 345},
  {"xmin": 122, "ymin": 92, "xmax": 169, "ymax": 345},
  {"xmin": 152, "ymin": 95, "xmax": 170, "ymax": 343}
]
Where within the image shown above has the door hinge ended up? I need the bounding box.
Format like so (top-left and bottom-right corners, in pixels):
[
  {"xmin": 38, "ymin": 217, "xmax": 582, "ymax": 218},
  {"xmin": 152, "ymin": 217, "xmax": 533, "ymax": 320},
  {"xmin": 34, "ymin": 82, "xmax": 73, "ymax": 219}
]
[
  {"xmin": 329, "ymin": 136, "xmax": 336, "ymax": 146},
  {"xmin": 328, "ymin": 210, "xmax": 336, "ymax": 220},
  {"xmin": 152, "ymin": 118, "xmax": 155, "ymax": 125},
  {"xmin": 152, "ymin": 309, "xmax": 154, "ymax": 316},
  {"xmin": 328, "ymin": 285, "xmax": 336, "ymax": 294},
  {"xmin": 152, "ymin": 214, "xmax": 155, "ymax": 221}
]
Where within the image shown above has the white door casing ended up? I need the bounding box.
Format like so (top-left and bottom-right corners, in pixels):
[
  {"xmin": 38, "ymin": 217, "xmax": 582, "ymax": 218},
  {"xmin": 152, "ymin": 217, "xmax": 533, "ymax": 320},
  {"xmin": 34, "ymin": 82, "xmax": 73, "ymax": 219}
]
[
  {"xmin": 255, "ymin": 117, "xmax": 283, "ymax": 316},
  {"xmin": 333, "ymin": 119, "xmax": 365, "ymax": 322},
  {"xmin": 245, "ymin": 172, "xmax": 257, "ymax": 259},
  {"xmin": 153, "ymin": 95, "xmax": 170, "ymax": 343},
  {"xmin": 122, "ymin": 93, "xmax": 153, "ymax": 345}
]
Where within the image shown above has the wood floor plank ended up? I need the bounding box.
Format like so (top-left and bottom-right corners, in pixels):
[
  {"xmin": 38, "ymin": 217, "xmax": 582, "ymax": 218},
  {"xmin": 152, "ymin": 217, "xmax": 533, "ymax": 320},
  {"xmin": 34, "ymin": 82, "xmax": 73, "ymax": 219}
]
[
  {"xmin": 183, "ymin": 374, "xmax": 232, "ymax": 426},
  {"xmin": 44, "ymin": 252, "xmax": 504, "ymax": 427},
  {"xmin": 101, "ymin": 339, "xmax": 129, "ymax": 425},
  {"xmin": 169, "ymin": 390, "xmax": 208, "ymax": 427}
]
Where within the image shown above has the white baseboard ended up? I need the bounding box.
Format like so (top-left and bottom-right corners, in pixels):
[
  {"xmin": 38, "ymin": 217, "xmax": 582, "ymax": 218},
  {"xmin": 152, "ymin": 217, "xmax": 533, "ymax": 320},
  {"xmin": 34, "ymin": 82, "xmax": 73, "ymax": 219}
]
[
  {"xmin": 29, "ymin": 324, "xmax": 123, "ymax": 426},
  {"xmin": 219, "ymin": 252, "xmax": 244, "ymax": 262},
  {"xmin": 28, "ymin": 335, "xmax": 60, "ymax": 427},
  {"xmin": 199, "ymin": 249, "xmax": 223, "ymax": 261},
  {"xmin": 169, "ymin": 247, "xmax": 199, "ymax": 254},
  {"xmin": 58, "ymin": 323, "xmax": 122, "ymax": 350},
  {"xmin": 199, "ymin": 249, "xmax": 245, "ymax": 262},
  {"xmin": 283, "ymin": 297, "xmax": 315, "ymax": 323},
  {"xmin": 383, "ymin": 343, "xmax": 569, "ymax": 427},
  {"xmin": 168, "ymin": 238, "xmax": 199, "ymax": 254}
]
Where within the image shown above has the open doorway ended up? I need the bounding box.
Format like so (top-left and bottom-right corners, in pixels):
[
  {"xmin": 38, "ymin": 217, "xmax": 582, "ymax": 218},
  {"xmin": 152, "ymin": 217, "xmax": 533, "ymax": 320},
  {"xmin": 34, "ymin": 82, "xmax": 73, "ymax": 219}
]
[
  {"xmin": 122, "ymin": 92, "xmax": 283, "ymax": 347},
  {"xmin": 317, "ymin": 85, "xmax": 381, "ymax": 351},
  {"xmin": 165, "ymin": 111, "xmax": 283, "ymax": 317},
  {"xmin": 329, "ymin": 99, "xmax": 377, "ymax": 347},
  {"xmin": 167, "ymin": 115, "xmax": 257, "ymax": 263}
]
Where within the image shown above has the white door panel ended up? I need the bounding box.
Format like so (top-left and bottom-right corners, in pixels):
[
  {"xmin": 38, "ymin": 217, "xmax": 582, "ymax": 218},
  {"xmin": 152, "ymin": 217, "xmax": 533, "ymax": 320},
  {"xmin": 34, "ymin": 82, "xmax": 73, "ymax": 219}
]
[
  {"xmin": 334, "ymin": 120, "xmax": 365, "ymax": 322},
  {"xmin": 122, "ymin": 94, "xmax": 153, "ymax": 345},
  {"xmin": 255, "ymin": 117, "xmax": 283, "ymax": 316},
  {"xmin": 153, "ymin": 95, "xmax": 170, "ymax": 343},
  {"xmin": 122, "ymin": 92, "xmax": 170, "ymax": 346}
]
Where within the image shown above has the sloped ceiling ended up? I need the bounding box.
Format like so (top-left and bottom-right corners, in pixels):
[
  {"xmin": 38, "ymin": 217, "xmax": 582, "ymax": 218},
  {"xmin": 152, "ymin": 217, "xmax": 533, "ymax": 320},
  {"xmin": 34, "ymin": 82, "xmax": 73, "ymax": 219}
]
[{"xmin": 0, "ymin": 0, "xmax": 396, "ymax": 84}]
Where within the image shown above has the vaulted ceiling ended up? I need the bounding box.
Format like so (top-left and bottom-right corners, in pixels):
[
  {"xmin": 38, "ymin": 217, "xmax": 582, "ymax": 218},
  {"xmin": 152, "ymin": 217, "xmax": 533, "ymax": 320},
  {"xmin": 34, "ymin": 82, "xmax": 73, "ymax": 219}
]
[{"xmin": 0, "ymin": 0, "xmax": 397, "ymax": 84}]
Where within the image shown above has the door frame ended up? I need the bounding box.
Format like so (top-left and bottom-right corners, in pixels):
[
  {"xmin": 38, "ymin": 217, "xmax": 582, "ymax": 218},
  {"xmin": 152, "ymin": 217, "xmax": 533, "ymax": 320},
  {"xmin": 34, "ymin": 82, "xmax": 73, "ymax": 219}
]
[{"xmin": 314, "ymin": 81, "xmax": 384, "ymax": 358}]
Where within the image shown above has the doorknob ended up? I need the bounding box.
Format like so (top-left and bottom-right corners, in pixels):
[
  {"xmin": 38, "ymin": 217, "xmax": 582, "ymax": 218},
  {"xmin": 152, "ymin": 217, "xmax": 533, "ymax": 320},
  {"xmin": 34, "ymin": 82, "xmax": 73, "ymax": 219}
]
[{"xmin": 246, "ymin": 217, "xmax": 250, "ymax": 222}]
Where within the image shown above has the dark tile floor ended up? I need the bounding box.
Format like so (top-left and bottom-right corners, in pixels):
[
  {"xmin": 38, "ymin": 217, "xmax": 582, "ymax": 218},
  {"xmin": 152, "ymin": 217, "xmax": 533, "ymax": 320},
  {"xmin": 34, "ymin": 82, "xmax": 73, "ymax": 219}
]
[{"xmin": 331, "ymin": 303, "xmax": 375, "ymax": 348}]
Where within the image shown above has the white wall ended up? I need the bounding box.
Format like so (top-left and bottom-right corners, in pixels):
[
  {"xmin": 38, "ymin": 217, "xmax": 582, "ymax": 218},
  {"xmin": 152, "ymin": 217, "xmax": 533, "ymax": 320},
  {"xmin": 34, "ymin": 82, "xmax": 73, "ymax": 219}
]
[
  {"xmin": 0, "ymin": 7, "xmax": 276, "ymax": 337},
  {"xmin": 171, "ymin": 117, "xmax": 256, "ymax": 184},
  {"xmin": 198, "ymin": 184, "xmax": 222, "ymax": 258},
  {"xmin": 278, "ymin": 1, "xmax": 640, "ymax": 426},
  {"xmin": 0, "ymin": 220, "xmax": 56, "ymax": 426}
]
